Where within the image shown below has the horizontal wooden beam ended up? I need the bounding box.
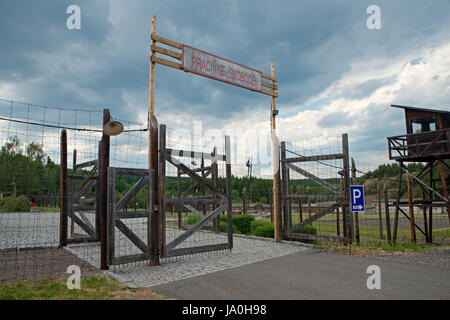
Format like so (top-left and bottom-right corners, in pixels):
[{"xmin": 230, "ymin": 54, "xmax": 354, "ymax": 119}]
[
  {"xmin": 282, "ymin": 153, "xmax": 345, "ymax": 163},
  {"xmin": 151, "ymin": 34, "xmax": 182, "ymax": 50},
  {"xmin": 261, "ymin": 72, "xmax": 278, "ymax": 82},
  {"xmin": 282, "ymin": 194, "xmax": 342, "ymax": 201},
  {"xmin": 261, "ymin": 80, "xmax": 278, "ymax": 90},
  {"xmin": 286, "ymin": 232, "xmax": 349, "ymax": 243},
  {"xmin": 67, "ymin": 237, "xmax": 99, "ymax": 244},
  {"xmin": 166, "ymin": 148, "xmax": 226, "ymax": 161},
  {"xmin": 261, "ymin": 89, "xmax": 278, "ymax": 98},
  {"xmin": 68, "ymin": 174, "xmax": 98, "ymax": 180},
  {"xmin": 166, "ymin": 197, "xmax": 226, "ymax": 206},
  {"xmin": 113, "ymin": 167, "xmax": 152, "ymax": 177},
  {"xmin": 115, "ymin": 211, "xmax": 150, "ymax": 219},
  {"xmin": 165, "ymin": 243, "xmax": 229, "ymax": 258},
  {"xmin": 151, "ymin": 55, "xmax": 182, "ymax": 70},
  {"xmin": 111, "ymin": 253, "xmax": 149, "ymax": 266},
  {"xmin": 151, "ymin": 44, "xmax": 181, "ymax": 60}
]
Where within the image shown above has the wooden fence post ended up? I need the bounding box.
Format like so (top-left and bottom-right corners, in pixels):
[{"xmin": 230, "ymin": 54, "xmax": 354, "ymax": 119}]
[
  {"xmin": 407, "ymin": 172, "xmax": 416, "ymax": 242},
  {"xmin": 99, "ymin": 109, "xmax": 110, "ymax": 270},
  {"xmin": 377, "ymin": 183, "xmax": 384, "ymax": 239},
  {"xmin": 59, "ymin": 129, "xmax": 68, "ymax": 248},
  {"xmin": 384, "ymin": 185, "xmax": 391, "ymax": 243}
]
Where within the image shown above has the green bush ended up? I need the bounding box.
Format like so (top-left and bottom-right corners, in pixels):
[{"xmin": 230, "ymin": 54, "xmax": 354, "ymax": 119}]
[
  {"xmin": 185, "ymin": 215, "xmax": 201, "ymax": 225},
  {"xmin": 220, "ymin": 221, "xmax": 236, "ymax": 233},
  {"xmin": 232, "ymin": 214, "xmax": 255, "ymax": 234},
  {"xmin": 293, "ymin": 224, "xmax": 317, "ymax": 244},
  {"xmin": 0, "ymin": 196, "xmax": 31, "ymax": 213},
  {"xmin": 295, "ymin": 225, "xmax": 317, "ymax": 235},
  {"xmin": 250, "ymin": 220, "xmax": 274, "ymax": 238}
]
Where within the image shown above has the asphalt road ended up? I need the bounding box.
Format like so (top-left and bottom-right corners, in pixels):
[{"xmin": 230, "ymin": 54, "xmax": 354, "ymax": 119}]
[{"xmin": 152, "ymin": 248, "xmax": 450, "ymax": 300}]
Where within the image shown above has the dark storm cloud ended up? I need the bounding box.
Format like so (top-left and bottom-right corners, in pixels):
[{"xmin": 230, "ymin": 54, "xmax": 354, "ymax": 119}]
[{"xmin": 0, "ymin": 0, "xmax": 449, "ymax": 163}]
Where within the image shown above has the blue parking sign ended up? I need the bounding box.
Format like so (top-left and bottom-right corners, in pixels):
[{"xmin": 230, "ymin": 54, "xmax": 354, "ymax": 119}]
[{"xmin": 350, "ymin": 185, "xmax": 365, "ymax": 212}]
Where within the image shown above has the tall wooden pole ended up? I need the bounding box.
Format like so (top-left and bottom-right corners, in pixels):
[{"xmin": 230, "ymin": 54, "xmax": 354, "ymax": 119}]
[
  {"xmin": 421, "ymin": 190, "xmax": 429, "ymax": 242},
  {"xmin": 407, "ymin": 172, "xmax": 416, "ymax": 243},
  {"xmin": 149, "ymin": 15, "xmax": 160, "ymax": 266},
  {"xmin": 271, "ymin": 61, "xmax": 282, "ymax": 242},
  {"xmin": 377, "ymin": 183, "xmax": 384, "ymax": 239},
  {"xmin": 437, "ymin": 160, "xmax": 450, "ymax": 223},
  {"xmin": 393, "ymin": 162, "xmax": 403, "ymax": 242},
  {"xmin": 59, "ymin": 129, "xmax": 68, "ymax": 248},
  {"xmin": 297, "ymin": 186, "xmax": 303, "ymax": 224},
  {"xmin": 99, "ymin": 109, "xmax": 110, "ymax": 270},
  {"xmin": 384, "ymin": 185, "xmax": 391, "ymax": 243},
  {"xmin": 342, "ymin": 134, "xmax": 353, "ymax": 243},
  {"xmin": 429, "ymin": 161, "xmax": 434, "ymax": 243},
  {"xmin": 149, "ymin": 15, "xmax": 156, "ymax": 173}
]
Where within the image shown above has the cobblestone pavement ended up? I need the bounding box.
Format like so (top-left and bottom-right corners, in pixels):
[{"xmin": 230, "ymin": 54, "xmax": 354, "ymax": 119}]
[{"xmin": 103, "ymin": 236, "xmax": 308, "ymax": 288}]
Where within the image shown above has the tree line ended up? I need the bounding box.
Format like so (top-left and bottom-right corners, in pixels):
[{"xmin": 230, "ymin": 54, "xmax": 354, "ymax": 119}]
[{"xmin": 2, "ymin": 136, "xmax": 447, "ymax": 206}]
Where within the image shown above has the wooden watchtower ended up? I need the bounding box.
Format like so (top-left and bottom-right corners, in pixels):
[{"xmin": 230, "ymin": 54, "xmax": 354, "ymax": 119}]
[{"xmin": 387, "ymin": 105, "xmax": 450, "ymax": 243}]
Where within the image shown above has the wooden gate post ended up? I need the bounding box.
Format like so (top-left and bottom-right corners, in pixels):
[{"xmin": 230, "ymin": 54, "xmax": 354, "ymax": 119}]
[
  {"xmin": 281, "ymin": 141, "xmax": 289, "ymax": 235},
  {"xmin": 149, "ymin": 116, "xmax": 160, "ymax": 265},
  {"xmin": 384, "ymin": 185, "xmax": 392, "ymax": 243},
  {"xmin": 407, "ymin": 172, "xmax": 416, "ymax": 242},
  {"xmin": 270, "ymin": 62, "xmax": 282, "ymax": 242},
  {"xmin": 421, "ymin": 190, "xmax": 429, "ymax": 242},
  {"xmin": 99, "ymin": 109, "xmax": 110, "ymax": 270},
  {"xmin": 377, "ymin": 183, "xmax": 384, "ymax": 239},
  {"xmin": 159, "ymin": 124, "xmax": 167, "ymax": 257},
  {"xmin": 393, "ymin": 162, "xmax": 403, "ymax": 242},
  {"xmin": 342, "ymin": 133, "xmax": 353, "ymax": 243},
  {"xmin": 225, "ymin": 135, "xmax": 233, "ymax": 250},
  {"xmin": 59, "ymin": 129, "xmax": 68, "ymax": 248},
  {"xmin": 438, "ymin": 160, "xmax": 450, "ymax": 223}
]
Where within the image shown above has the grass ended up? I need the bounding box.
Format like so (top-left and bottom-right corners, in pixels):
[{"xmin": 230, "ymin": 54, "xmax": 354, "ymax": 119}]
[
  {"xmin": 0, "ymin": 276, "xmax": 167, "ymax": 300},
  {"xmin": 351, "ymin": 241, "xmax": 437, "ymax": 252}
]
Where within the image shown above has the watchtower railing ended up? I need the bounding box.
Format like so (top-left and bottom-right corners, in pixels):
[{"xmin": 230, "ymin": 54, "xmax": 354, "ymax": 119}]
[{"xmin": 388, "ymin": 129, "xmax": 450, "ymax": 160}]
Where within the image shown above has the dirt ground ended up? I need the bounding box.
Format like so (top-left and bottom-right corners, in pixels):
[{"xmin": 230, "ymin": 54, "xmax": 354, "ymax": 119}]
[
  {"xmin": 0, "ymin": 247, "xmax": 99, "ymax": 283},
  {"xmin": 320, "ymin": 245, "xmax": 450, "ymax": 269}
]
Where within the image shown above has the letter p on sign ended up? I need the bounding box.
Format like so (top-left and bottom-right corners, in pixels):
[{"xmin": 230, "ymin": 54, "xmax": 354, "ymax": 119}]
[{"xmin": 350, "ymin": 185, "xmax": 365, "ymax": 212}]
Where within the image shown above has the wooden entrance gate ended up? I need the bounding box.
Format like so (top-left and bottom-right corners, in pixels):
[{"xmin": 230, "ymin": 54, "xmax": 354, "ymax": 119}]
[
  {"xmin": 106, "ymin": 167, "xmax": 154, "ymax": 266},
  {"xmin": 159, "ymin": 124, "xmax": 233, "ymax": 258},
  {"xmin": 280, "ymin": 134, "xmax": 353, "ymax": 243}
]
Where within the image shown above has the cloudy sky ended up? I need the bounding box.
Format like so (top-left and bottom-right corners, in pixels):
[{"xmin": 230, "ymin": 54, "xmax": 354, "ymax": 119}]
[{"xmin": 0, "ymin": 0, "xmax": 449, "ymax": 175}]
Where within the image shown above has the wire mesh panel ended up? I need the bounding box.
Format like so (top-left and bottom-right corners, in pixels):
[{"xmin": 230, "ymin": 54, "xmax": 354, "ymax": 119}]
[
  {"xmin": 106, "ymin": 167, "xmax": 153, "ymax": 267},
  {"xmin": 161, "ymin": 124, "xmax": 233, "ymax": 262},
  {"xmin": 0, "ymin": 99, "xmax": 103, "ymax": 282},
  {"xmin": 352, "ymin": 160, "xmax": 450, "ymax": 245},
  {"xmin": 280, "ymin": 134, "xmax": 353, "ymax": 245}
]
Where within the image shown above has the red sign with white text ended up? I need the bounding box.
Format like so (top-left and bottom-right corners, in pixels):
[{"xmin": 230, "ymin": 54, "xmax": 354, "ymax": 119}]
[{"xmin": 182, "ymin": 45, "xmax": 262, "ymax": 92}]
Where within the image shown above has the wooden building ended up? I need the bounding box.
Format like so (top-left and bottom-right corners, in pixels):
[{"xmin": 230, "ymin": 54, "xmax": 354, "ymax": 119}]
[
  {"xmin": 386, "ymin": 105, "xmax": 450, "ymax": 243},
  {"xmin": 388, "ymin": 105, "xmax": 450, "ymax": 162}
]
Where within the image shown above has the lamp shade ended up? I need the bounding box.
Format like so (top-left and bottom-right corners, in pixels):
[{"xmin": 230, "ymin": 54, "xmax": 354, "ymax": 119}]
[{"xmin": 103, "ymin": 120, "xmax": 124, "ymax": 136}]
